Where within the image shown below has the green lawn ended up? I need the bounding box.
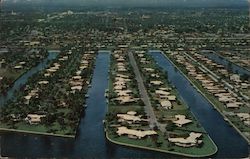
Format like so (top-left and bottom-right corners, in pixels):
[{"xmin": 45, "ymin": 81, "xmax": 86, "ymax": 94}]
[
  {"xmin": 105, "ymin": 52, "xmax": 217, "ymax": 157},
  {"xmin": 168, "ymin": 55, "xmax": 250, "ymax": 142},
  {"xmin": 107, "ymin": 130, "xmax": 217, "ymax": 157},
  {"xmin": 0, "ymin": 120, "xmax": 75, "ymax": 136}
]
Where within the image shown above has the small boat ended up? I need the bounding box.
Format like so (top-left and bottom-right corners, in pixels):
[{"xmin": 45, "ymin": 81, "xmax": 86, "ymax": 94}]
[
  {"xmin": 85, "ymin": 94, "xmax": 89, "ymax": 98},
  {"xmin": 224, "ymin": 118, "xmax": 229, "ymax": 122},
  {"xmin": 83, "ymin": 105, "xmax": 87, "ymax": 108},
  {"xmin": 104, "ymin": 92, "xmax": 109, "ymax": 98}
]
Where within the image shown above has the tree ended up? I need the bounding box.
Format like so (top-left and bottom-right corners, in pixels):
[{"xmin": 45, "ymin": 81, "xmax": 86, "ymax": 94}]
[
  {"xmin": 153, "ymin": 124, "xmax": 158, "ymax": 131},
  {"xmin": 165, "ymin": 121, "xmax": 175, "ymax": 132},
  {"xmin": 156, "ymin": 141, "xmax": 163, "ymax": 147}
]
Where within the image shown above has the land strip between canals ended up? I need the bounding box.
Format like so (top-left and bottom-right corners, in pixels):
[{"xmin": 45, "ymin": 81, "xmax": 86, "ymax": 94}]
[
  {"xmin": 105, "ymin": 50, "xmax": 217, "ymax": 157},
  {"xmin": 128, "ymin": 51, "xmax": 166, "ymax": 132}
]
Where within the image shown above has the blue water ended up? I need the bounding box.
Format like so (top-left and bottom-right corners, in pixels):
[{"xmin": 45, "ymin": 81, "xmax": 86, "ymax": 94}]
[
  {"xmin": 1, "ymin": 51, "xmax": 248, "ymax": 158},
  {"xmin": 201, "ymin": 50, "xmax": 250, "ymax": 76},
  {"xmin": 0, "ymin": 51, "xmax": 59, "ymax": 107},
  {"xmin": 1, "ymin": 51, "xmax": 175, "ymax": 158},
  {"xmin": 150, "ymin": 51, "xmax": 249, "ymax": 158}
]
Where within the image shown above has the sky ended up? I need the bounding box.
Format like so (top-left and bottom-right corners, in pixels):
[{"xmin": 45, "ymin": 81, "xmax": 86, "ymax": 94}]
[{"xmin": 3, "ymin": 0, "xmax": 249, "ymax": 8}]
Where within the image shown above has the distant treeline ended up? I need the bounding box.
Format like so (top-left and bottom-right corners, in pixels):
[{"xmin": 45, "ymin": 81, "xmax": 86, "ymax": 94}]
[{"xmin": 1, "ymin": 0, "xmax": 248, "ymax": 13}]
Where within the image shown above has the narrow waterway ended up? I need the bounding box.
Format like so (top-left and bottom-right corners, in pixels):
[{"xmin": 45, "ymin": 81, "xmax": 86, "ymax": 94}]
[
  {"xmin": 1, "ymin": 51, "xmax": 175, "ymax": 158},
  {"xmin": 0, "ymin": 50, "xmax": 59, "ymax": 107},
  {"xmin": 201, "ymin": 50, "xmax": 250, "ymax": 76},
  {"xmin": 150, "ymin": 51, "xmax": 249, "ymax": 158}
]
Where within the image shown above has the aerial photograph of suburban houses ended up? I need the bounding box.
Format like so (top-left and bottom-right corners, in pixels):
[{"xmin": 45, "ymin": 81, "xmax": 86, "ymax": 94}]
[{"xmin": 0, "ymin": 0, "xmax": 249, "ymax": 158}]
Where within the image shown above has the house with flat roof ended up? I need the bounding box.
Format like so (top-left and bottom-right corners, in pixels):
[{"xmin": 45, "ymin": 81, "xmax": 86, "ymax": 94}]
[
  {"xmin": 117, "ymin": 126, "xmax": 157, "ymax": 139},
  {"xmin": 150, "ymin": 81, "xmax": 163, "ymax": 86},
  {"xmin": 117, "ymin": 111, "xmax": 148, "ymax": 124},
  {"xmin": 172, "ymin": 115, "xmax": 192, "ymax": 127},
  {"xmin": 25, "ymin": 114, "xmax": 46, "ymax": 125},
  {"xmin": 168, "ymin": 132, "xmax": 202, "ymax": 147},
  {"xmin": 230, "ymin": 74, "xmax": 241, "ymax": 83},
  {"xmin": 226, "ymin": 102, "xmax": 243, "ymax": 109},
  {"xmin": 160, "ymin": 100, "xmax": 172, "ymax": 109},
  {"xmin": 236, "ymin": 113, "xmax": 250, "ymax": 126},
  {"xmin": 38, "ymin": 81, "xmax": 49, "ymax": 85},
  {"xmin": 167, "ymin": 95, "xmax": 176, "ymax": 101}
]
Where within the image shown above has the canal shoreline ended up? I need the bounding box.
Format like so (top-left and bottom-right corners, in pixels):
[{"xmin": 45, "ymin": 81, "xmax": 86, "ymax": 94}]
[
  {"xmin": 0, "ymin": 52, "xmax": 51, "ymax": 97},
  {"xmin": 0, "ymin": 52, "xmax": 100, "ymax": 145},
  {"xmin": 105, "ymin": 131, "xmax": 217, "ymax": 158},
  {"xmin": 0, "ymin": 51, "xmax": 59, "ymax": 107},
  {"xmin": 0, "ymin": 127, "xmax": 75, "ymax": 138},
  {"xmin": 202, "ymin": 50, "xmax": 250, "ymax": 74},
  {"xmin": 0, "ymin": 69, "xmax": 28, "ymax": 94},
  {"xmin": 159, "ymin": 51, "xmax": 250, "ymax": 144},
  {"xmin": 105, "ymin": 51, "xmax": 217, "ymax": 158},
  {"xmin": 0, "ymin": 50, "xmax": 94, "ymax": 139}
]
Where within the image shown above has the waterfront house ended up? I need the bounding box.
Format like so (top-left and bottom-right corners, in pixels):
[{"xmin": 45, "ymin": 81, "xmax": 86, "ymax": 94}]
[
  {"xmin": 117, "ymin": 111, "xmax": 148, "ymax": 123},
  {"xmin": 160, "ymin": 100, "xmax": 172, "ymax": 109},
  {"xmin": 24, "ymin": 89, "xmax": 39, "ymax": 104},
  {"xmin": 117, "ymin": 126, "xmax": 157, "ymax": 139},
  {"xmin": 71, "ymin": 86, "xmax": 83, "ymax": 92},
  {"xmin": 38, "ymin": 81, "xmax": 49, "ymax": 85},
  {"xmin": 155, "ymin": 90, "xmax": 170, "ymax": 96},
  {"xmin": 115, "ymin": 96, "xmax": 139, "ymax": 104},
  {"xmin": 14, "ymin": 65, "xmax": 23, "ymax": 69},
  {"xmin": 150, "ymin": 81, "xmax": 163, "ymax": 86},
  {"xmin": 167, "ymin": 95, "xmax": 176, "ymax": 101},
  {"xmin": 172, "ymin": 115, "xmax": 192, "ymax": 127},
  {"xmin": 25, "ymin": 114, "xmax": 46, "ymax": 125},
  {"xmin": 226, "ymin": 102, "xmax": 242, "ymax": 109},
  {"xmin": 168, "ymin": 132, "xmax": 202, "ymax": 147},
  {"xmin": 144, "ymin": 68, "xmax": 155, "ymax": 72},
  {"xmin": 236, "ymin": 113, "xmax": 250, "ymax": 126}
]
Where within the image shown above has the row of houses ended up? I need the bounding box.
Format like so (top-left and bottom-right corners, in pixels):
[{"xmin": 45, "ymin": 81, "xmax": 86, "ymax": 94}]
[
  {"xmin": 135, "ymin": 51, "xmax": 202, "ymax": 148},
  {"xmin": 115, "ymin": 111, "xmax": 157, "ymax": 139},
  {"xmin": 23, "ymin": 50, "xmax": 75, "ymax": 124},
  {"xmin": 69, "ymin": 52, "xmax": 94, "ymax": 93},
  {"xmin": 110, "ymin": 50, "xmax": 157, "ymax": 140},
  {"xmin": 193, "ymin": 52, "xmax": 249, "ymax": 101},
  {"xmin": 172, "ymin": 52, "xmax": 250, "ymax": 127},
  {"xmin": 174, "ymin": 52, "xmax": 242, "ymax": 109},
  {"xmin": 136, "ymin": 51, "xmax": 177, "ymax": 110},
  {"xmin": 112, "ymin": 50, "xmax": 139, "ymax": 105},
  {"xmin": 23, "ymin": 51, "xmax": 72, "ymax": 105}
]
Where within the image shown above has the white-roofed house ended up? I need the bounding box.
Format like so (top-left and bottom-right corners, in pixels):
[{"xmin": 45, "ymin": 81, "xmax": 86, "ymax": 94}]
[{"xmin": 172, "ymin": 115, "xmax": 192, "ymax": 127}]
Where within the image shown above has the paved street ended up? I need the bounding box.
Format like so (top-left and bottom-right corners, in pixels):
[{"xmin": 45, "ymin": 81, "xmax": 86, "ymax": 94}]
[{"xmin": 128, "ymin": 51, "xmax": 166, "ymax": 132}]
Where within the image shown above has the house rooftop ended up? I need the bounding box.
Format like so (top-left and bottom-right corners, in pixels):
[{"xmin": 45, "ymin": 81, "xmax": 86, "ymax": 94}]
[
  {"xmin": 168, "ymin": 132, "xmax": 202, "ymax": 147},
  {"xmin": 173, "ymin": 115, "xmax": 192, "ymax": 127},
  {"xmin": 117, "ymin": 126, "xmax": 157, "ymax": 139},
  {"xmin": 160, "ymin": 100, "xmax": 172, "ymax": 109}
]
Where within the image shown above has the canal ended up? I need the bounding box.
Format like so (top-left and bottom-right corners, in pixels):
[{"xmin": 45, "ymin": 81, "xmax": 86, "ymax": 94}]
[
  {"xmin": 201, "ymin": 50, "xmax": 250, "ymax": 76},
  {"xmin": 0, "ymin": 50, "xmax": 59, "ymax": 107},
  {"xmin": 1, "ymin": 51, "xmax": 175, "ymax": 158},
  {"xmin": 150, "ymin": 51, "xmax": 249, "ymax": 158}
]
